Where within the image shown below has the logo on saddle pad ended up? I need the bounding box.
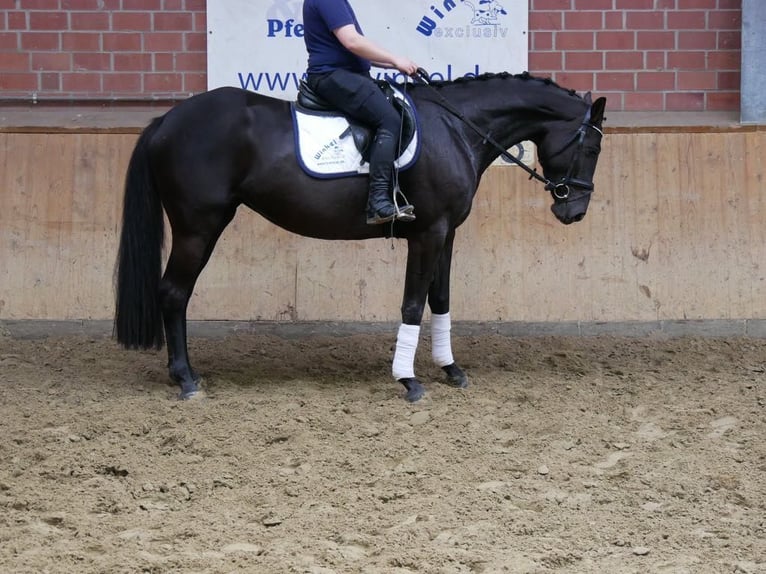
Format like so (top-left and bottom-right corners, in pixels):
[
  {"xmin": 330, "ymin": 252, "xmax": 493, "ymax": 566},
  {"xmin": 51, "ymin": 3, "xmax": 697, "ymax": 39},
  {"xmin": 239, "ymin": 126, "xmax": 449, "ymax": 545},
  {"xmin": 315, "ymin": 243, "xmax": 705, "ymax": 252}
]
[{"xmin": 291, "ymin": 82, "xmax": 420, "ymax": 179}]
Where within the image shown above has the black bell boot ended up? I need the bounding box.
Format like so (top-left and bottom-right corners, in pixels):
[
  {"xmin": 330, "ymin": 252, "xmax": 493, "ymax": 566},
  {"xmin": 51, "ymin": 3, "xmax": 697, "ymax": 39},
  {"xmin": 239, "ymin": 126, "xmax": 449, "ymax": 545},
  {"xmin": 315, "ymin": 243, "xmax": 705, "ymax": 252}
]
[{"xmin": 366, "ymin": 129, "xmax": 415, "ymax": 225}]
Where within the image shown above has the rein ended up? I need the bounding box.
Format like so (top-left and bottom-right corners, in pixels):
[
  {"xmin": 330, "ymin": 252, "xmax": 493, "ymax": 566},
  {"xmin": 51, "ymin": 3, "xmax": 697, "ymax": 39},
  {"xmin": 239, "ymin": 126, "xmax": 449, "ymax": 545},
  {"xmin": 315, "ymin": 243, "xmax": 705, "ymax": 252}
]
[{"xmin": 413, "ymin": 68, "xmax": 601, "ymax": 200}]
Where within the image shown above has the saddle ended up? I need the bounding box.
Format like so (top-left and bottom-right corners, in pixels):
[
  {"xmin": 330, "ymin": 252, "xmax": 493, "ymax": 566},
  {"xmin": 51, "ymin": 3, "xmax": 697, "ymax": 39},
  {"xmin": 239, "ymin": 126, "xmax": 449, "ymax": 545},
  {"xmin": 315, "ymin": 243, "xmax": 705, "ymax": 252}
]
[{"xmin": 296, "ymin": 79, "xmax": 417, "ymax": 162}]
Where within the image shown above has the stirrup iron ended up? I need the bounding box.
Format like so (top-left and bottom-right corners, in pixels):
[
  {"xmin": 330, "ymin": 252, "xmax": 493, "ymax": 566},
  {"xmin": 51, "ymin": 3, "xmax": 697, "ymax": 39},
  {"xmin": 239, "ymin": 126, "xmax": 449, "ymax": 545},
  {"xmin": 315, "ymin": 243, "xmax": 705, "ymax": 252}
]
[{"xmin": 393, "ymin": 184, "xmax": 416, "ymax": 222}]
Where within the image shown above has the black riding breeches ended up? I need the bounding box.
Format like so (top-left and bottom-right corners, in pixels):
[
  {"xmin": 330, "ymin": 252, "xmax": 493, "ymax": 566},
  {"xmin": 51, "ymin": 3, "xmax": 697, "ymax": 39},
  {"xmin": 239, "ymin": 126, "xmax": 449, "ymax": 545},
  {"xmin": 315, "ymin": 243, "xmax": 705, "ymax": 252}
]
[{"xmin": 306, "ymin": 69, "xmax": 401, "ymax": 136}]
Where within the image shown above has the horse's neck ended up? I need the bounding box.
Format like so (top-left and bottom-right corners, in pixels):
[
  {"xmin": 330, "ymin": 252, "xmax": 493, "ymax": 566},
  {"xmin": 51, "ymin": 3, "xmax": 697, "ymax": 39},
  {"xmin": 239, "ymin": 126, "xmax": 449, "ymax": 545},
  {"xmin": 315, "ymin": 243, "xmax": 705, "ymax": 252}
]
[{"xmin": 433, "ymin": 78, "xmax": 583, "ymax": 167}]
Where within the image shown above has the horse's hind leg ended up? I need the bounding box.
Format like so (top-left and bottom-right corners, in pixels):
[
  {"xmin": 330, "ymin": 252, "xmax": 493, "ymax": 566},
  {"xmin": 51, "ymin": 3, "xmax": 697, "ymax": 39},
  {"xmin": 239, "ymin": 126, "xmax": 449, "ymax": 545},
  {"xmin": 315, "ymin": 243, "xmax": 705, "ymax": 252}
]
[
  {"xmin": 160, "ymin": 209, "xmax": 235, "ymax": 399},
  {"xmin": 427, "ymin": 229, "xmax": 468, "ymax": 389}
]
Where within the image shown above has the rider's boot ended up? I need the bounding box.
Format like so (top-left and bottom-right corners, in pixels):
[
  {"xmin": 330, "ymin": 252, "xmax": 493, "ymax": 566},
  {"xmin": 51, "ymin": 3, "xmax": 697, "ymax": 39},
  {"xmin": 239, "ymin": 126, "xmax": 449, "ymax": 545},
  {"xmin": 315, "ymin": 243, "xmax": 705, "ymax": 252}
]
[{"xmin": 366, "ymin": 129, "xmax": 415, "ymax": 225}]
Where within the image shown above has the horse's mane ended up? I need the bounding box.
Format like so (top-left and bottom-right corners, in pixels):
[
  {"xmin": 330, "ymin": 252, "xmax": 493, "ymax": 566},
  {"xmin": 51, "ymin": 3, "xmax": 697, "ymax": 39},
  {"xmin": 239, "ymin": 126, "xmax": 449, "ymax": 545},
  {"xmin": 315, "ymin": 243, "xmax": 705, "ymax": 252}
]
[{"xmin": 410, "ymin": 71, "xmax": 583, "ymax": 100}]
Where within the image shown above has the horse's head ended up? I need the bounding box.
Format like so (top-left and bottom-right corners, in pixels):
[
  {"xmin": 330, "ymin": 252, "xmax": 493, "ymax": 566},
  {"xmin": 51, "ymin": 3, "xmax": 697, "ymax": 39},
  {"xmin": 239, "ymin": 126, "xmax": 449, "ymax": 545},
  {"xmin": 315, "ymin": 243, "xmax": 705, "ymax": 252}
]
[{"xmin": 536, "ymin": 94, "xmax": 607, "ymax": 225}]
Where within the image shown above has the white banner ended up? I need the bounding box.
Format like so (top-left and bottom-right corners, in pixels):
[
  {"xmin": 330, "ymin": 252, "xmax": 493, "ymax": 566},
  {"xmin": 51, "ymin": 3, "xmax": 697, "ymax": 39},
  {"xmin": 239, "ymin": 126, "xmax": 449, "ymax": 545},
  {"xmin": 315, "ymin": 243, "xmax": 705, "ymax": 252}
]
[
  {"xmin": 207, "ymin": 0, "xmax": 528, "ymax": 99},
  {"xmin": 206, "ymin": 1, "xmax": 531, "ymax": 166}
]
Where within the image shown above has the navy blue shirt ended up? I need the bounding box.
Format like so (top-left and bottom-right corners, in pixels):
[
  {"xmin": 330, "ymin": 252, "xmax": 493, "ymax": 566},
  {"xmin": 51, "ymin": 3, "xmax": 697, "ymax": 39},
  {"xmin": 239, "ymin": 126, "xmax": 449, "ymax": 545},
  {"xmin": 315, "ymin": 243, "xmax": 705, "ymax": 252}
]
[{"xmin": 303, "ymin": 0, "xmax": 371, "ymax": 74}]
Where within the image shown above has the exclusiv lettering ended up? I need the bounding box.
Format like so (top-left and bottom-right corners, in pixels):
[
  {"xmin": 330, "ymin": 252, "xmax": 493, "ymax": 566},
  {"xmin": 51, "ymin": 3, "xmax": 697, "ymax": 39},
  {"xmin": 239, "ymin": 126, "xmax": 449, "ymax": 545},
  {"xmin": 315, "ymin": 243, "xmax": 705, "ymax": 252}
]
[{"xmin": 416, "ymin": 0, "xmax": 508, "ymax": 37}]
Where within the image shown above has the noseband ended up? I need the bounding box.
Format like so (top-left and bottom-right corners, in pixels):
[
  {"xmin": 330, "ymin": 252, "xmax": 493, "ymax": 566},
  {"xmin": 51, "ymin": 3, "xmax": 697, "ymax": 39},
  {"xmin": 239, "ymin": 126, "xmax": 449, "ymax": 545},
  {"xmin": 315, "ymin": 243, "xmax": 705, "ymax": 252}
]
[
  {"xmin": 415, "ymin": 69, "xmax": 602, "ymax": 201},
  {"xmin": 542, "ymin": 107, "xmax": 604, "ymax": 201}
]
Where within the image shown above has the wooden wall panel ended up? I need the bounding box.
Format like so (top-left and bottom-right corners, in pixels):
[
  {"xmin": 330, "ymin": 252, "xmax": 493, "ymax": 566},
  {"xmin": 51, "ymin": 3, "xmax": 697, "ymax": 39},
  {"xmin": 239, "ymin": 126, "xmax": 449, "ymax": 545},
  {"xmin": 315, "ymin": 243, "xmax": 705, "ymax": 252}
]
[
  {"xmin": 1, "ymin": 133, "xmax": 130, "ymax": 320},
  {"xmin": 1, "ymin": 130, "xmax": 764, "ymax": 323}
]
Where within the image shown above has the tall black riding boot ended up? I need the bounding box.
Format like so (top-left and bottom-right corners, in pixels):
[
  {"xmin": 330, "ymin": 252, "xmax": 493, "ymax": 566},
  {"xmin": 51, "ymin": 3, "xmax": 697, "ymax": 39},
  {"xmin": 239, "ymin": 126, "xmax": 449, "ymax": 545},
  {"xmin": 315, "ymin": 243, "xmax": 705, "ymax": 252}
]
[{"xmin": 366, "ymin": 129, "xmax": 415, "ymax": 225}]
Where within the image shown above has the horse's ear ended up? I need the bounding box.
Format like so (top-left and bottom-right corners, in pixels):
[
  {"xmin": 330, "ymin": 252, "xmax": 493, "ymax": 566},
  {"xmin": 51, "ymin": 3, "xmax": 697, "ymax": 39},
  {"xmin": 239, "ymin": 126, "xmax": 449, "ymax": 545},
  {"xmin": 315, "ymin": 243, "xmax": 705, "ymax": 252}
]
[
  {"xmin": 584, "ymin": 91, "xmax": 593, "ymax": 105},
  {"xmin": 590, "ymin": 96, "xmax": 607, "ymax": 124}
]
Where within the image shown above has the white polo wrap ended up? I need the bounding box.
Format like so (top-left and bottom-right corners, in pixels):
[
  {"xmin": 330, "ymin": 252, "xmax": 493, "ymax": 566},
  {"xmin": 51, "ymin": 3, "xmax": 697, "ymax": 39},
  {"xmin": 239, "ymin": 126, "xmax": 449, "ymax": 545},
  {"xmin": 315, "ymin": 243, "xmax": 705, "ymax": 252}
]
[
  {"xmin": 430, "ymin": 312, "xmax": 454, "ymax": 367},
  {"xmin": 392, "ymin": 323, "xmax": 420, "ymax": 380}
]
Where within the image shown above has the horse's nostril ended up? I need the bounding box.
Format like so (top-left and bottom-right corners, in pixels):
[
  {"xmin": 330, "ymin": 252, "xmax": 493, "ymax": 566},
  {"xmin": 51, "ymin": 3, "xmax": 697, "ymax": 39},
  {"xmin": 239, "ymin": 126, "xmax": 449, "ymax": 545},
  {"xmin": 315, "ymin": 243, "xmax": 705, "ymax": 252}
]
[{"xmin": 572, "ymin": 212, "xmax": 585, "ymax": 223}]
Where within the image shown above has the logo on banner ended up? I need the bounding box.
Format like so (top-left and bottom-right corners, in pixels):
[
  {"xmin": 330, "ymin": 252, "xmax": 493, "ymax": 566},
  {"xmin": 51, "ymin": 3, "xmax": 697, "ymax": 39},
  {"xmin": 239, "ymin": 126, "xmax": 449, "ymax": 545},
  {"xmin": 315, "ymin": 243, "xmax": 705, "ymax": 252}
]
[
  {"xmin": 266, "ymin": 0, "xmax": 304, "ymax": 38},
  {"xmin": 417, "ymin": 0, "xmax": 509, "ymax": 37}
]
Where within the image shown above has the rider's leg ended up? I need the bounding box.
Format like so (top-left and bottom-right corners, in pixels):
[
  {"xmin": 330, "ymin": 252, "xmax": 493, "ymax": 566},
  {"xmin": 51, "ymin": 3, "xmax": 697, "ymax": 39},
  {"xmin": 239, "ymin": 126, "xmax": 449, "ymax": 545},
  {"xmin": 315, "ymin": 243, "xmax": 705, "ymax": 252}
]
[
  {"xmin": 306, "ymin": 70, "xmax": 414, "ymax": 224},
  {"xmin": 366, "ymin": 127, "xmax": 413, "ymax": 224}
]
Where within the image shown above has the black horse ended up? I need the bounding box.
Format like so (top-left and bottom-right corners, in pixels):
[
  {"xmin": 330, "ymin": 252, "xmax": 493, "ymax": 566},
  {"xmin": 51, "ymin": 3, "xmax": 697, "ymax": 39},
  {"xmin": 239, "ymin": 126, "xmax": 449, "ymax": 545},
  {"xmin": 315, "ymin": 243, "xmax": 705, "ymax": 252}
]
[{"xmin": 115, "ymin": 71, "xmax": 606, "ymax": 402}]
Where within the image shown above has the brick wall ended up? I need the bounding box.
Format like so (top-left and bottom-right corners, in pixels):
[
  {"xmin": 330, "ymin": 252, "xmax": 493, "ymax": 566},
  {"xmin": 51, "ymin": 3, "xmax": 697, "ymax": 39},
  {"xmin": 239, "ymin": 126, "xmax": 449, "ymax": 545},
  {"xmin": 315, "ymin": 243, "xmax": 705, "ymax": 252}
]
[
  {"xmin": 0, "ymin": 0, "xmax": 208, "ymax": 101},
  {"xmin": 0, "ymin": 0, "xmax": 742, "ymax": 112},
  {"xmin": 529, "ymin": 0, "xmax": 742, "ymax": 111}
]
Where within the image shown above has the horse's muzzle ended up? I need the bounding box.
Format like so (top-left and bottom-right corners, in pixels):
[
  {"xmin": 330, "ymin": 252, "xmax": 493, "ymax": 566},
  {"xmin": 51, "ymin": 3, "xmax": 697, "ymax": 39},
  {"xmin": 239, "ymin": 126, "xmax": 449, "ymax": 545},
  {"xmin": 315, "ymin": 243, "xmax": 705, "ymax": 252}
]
[{"xmin": 551, "ymin": 194, "xmax": 591, "ymax": 225}]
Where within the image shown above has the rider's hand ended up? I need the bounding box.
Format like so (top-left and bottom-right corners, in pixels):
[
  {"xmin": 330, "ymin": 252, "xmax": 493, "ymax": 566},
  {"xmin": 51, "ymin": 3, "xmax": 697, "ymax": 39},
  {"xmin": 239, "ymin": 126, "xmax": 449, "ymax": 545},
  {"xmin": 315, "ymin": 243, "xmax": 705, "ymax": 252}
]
[{"xmin": 393, "ymin": 57, "xmax": 419, "ymax": 77}]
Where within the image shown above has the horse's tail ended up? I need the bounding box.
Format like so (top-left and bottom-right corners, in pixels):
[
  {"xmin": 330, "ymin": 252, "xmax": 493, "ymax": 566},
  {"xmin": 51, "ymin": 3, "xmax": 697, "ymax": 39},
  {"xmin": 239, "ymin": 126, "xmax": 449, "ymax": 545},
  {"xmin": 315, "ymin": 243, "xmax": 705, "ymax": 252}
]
[{"xmin": 114, "ymin": 116, "xmax": 166, "ymax": 350}]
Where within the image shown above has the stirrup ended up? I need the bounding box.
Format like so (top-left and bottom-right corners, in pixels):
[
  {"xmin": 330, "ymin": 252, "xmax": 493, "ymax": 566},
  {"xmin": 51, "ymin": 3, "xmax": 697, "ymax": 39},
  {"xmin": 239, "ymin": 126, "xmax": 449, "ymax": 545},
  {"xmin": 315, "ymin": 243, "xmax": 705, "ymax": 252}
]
[
  {"xmin": 394, "ymin": 205, "xmax": 416, "ymax": 222},
  {"xmin": 365, "ymin": 203, "xmax": 415, "ymax": 225},
  {"xmin": 393, "ymin": 185, "xmax": 416, "ymax": 222},
  {"xmin": 366, "ymin": 209, "xmax": 397, "ymax": 225}
]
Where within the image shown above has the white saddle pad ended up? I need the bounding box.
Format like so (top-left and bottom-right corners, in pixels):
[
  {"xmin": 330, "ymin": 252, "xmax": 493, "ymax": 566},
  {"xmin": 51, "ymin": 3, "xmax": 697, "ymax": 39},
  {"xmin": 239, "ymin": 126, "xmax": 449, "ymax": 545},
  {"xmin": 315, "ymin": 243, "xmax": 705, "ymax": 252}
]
[{"xmin": 291, "ymin": 87, "xmax": 420, "ymax": 179}]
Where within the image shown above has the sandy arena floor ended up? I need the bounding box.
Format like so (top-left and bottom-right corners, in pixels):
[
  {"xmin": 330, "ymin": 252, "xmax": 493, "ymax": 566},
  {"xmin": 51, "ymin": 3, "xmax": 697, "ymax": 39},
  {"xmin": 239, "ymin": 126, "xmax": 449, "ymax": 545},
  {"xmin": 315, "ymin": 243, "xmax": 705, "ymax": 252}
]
[{"xmin": 0, "ymin": 330, "xmax": 764, "ymax": 573}]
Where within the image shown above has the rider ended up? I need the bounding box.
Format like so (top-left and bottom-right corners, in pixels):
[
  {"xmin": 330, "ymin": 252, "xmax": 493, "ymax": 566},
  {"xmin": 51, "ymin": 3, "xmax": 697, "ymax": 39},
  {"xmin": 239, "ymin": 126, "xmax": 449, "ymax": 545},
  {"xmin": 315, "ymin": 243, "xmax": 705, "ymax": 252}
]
[{"xmin": 302, "ymin": 0, "xmax": 419, "ymax": 224}]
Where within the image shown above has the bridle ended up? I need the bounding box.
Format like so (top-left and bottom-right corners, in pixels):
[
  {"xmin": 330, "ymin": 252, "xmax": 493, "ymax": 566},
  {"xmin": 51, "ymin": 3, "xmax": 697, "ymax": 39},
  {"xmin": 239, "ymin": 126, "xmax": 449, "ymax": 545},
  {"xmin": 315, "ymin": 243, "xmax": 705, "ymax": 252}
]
[
  {"xmin": 541, "ymin": 106, "xmax": 604, "ymax": 200},
  {"xmin": 413, "ymin": 69, "xmax": 603, "ymax": 202}
]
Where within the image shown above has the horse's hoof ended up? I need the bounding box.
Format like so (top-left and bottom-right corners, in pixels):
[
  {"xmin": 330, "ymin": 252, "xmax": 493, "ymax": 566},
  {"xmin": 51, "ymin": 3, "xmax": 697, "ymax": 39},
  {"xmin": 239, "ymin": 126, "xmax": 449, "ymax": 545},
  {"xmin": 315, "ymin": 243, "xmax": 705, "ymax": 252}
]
[
  {"xmin": 179, "ymin": 388, "xmax": 207, "ymax": 401},
  {"xmin": 441, "ymin": 363, "xmax": 469, "ymax": 388},
  {"xmin": 178, "ymin": 379, "xmax": 205, "ymax": 401},
  {"xmin": 398, "ymin": 378, "xmax": 426, "ymax": 402}
]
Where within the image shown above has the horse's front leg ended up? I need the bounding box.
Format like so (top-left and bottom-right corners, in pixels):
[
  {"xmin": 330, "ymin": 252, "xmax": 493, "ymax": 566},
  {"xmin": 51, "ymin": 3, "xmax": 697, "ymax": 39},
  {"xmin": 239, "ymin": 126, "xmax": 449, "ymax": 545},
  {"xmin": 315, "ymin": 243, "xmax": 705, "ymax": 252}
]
[
  {"xmin": 394, "ymin": 229, "xmax": 448, "ymax": 402},
  {"xmin": 427, "ymin": 228, "xmax": 468, "ymax": 389}
]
